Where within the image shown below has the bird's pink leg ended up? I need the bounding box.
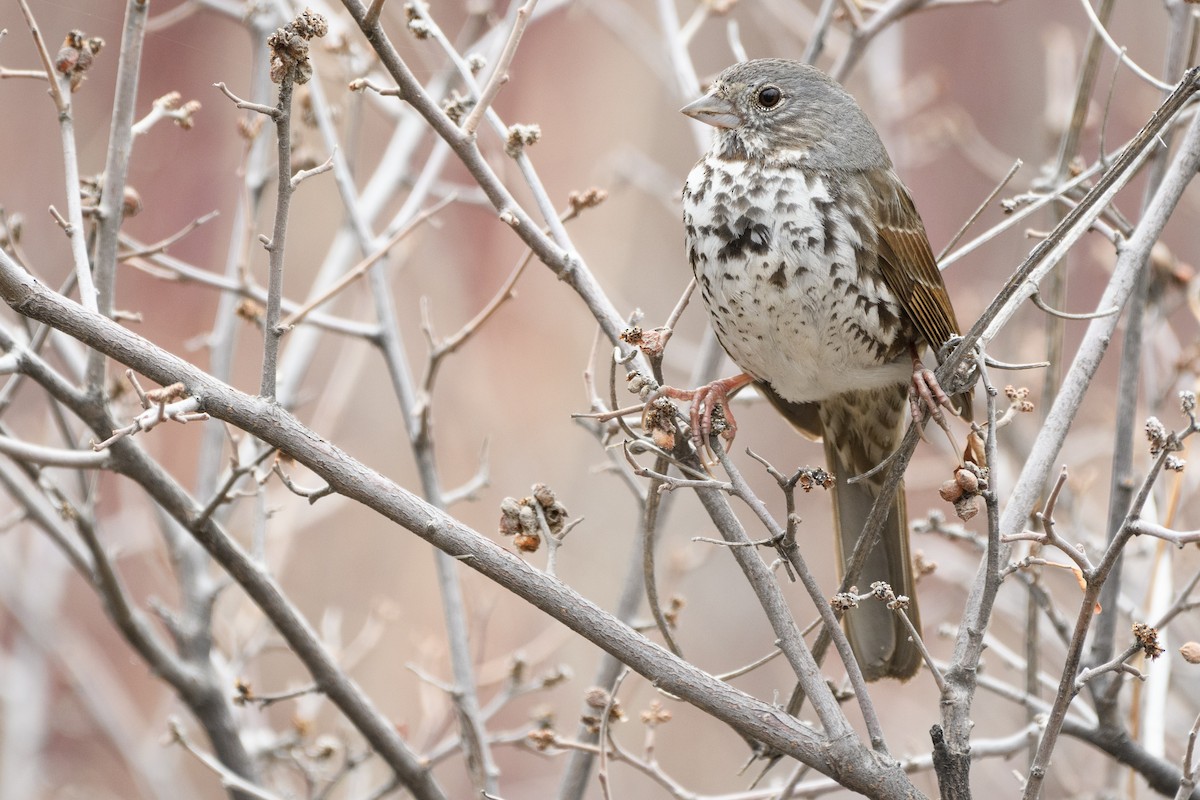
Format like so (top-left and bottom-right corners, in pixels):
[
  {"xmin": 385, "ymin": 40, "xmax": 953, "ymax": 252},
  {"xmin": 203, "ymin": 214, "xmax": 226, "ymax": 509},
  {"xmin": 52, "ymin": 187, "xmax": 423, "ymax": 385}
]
[
  {"xmin": 908, "ymin": 346, "xmax": 956, "ymax": 426},
  {"xmin": 661, "ymin": 373, "xmax": 754, "ymax": 448}
]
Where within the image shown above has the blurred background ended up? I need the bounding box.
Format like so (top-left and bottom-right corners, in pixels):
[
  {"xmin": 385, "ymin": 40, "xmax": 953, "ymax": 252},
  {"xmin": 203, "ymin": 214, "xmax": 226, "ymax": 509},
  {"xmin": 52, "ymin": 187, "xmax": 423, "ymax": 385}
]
[{"xmin": 1, "ymin": 1, "xmax": 1198, "ymax": 798}]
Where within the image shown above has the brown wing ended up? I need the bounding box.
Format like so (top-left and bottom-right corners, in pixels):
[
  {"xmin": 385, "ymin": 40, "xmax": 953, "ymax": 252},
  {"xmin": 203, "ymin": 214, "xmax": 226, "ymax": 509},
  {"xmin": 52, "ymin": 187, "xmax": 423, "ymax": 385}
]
[{"xmin": 868, "ymin": 168, "xmax": 960, "ymax": 356}]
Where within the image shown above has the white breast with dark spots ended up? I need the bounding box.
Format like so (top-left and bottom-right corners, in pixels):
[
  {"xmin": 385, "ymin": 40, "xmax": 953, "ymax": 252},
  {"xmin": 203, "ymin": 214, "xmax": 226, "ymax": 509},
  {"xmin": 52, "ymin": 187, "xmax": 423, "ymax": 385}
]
[{"xmin": 683, "ymin": 156, "xmax": 910, "ymax": 404}]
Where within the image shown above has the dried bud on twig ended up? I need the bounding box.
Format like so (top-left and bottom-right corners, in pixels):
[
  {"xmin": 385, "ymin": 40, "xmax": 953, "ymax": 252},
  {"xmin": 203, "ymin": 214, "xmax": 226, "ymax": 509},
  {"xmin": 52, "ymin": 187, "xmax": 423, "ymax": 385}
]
[
  {"xmin": 527, "ymin": 728, "xmax": 557, "ymax": 751},
  {"xmin": 1132, "ymin": 622, "xmax": 1164, "ymax": 660},
  {"xmin": 580, "ymin": 686, "xmax": 625, "ymax": 732},
  {"xmin": 1181, "ymin": 390, "xmax": 1197, "ymax": 417},
  {"xmin": 267, "ymin": 9, "xmax": 328, "ymax": 85},
  {"xmin": 404, "ymin": 2, "xmax": 431, "ymax": 38},
  {"xmin": 831, "ymin": 592, "xmax": 858, "ymax": 611},
  {"xmin": 466, "ymin": 53, "xmax": 487, "ymax": 74},
  {"xmin": 641, "ymin": 700, "xmax": 672, "ymax": 726},
  {"xmin": 870, "ymin": 581, "xmax": 896, "ymax": 603},
  {"xmin": 1145, "ymin": 417, "xmax": 1168, "ymax": 455},
  {"xmin": 796, "ymin": 467, "xmax": 834, "ymax": 492},
  {"xmin": 497, "ymin": 484, "xmax": 571, "ymax": 553},
  {"xmin": 568, "ymin": 187, "xmax": 608, "ymax": 215},
  {"xmin": 55, "ymin": 30, "xmax": 104, "ymax": 92},
  {"xmin": 505, "ymin": 124, "xmax": 542, "ymax": 158},
  {"xmin": 441, "ymin": 90, "xmax": 475, "ymax": 124}
]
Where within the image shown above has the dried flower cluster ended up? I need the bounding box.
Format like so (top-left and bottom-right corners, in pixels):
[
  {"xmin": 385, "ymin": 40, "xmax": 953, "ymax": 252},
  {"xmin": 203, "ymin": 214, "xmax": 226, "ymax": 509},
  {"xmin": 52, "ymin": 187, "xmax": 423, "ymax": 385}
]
[
  {"xmin": 1004, "ymin": 384, "xmax": 1035, "ymax": 413},
  {"xmin": 831, "ymin": 591, "xmax": 859, "ymax": 611},
  {"xmin": 1145, "ymin": 416, "xmax": 1169, "ymax": 455},
  {"xmin": 267, "ymin": 9, "xmax": 328, "ymax": 85},
  {"xmin": 1132, "ymin": 622, "xmax": 1164, "ymax": 660},
  {"xmin": 796, "ymin": 467, "xmax": 834, "ymax": 492},
  {"xmin": 55, "ymin": 30, "xmax": 104, "ymax": 92},
  {"xmin": 870, "ymin": 580, "xmax": 910, "ymax": 611},
  {"xmin": 498, "ymin": 483, "xmax": 568, "ymax": 552},
  {"xmin": 640, "ymin": 396, "xmax": 678, "ymax": 451}
]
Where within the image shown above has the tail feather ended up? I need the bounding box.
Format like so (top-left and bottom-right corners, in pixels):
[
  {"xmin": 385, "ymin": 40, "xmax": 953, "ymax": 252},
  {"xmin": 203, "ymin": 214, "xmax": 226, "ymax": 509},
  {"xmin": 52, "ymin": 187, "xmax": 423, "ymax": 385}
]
[
  {"xmin": 820, "ymin": 388, "xmax": 922, "ymax": 682},
  {"xmin": 759, "ymin": 380, "xmax": 923, "ymax": 681}
]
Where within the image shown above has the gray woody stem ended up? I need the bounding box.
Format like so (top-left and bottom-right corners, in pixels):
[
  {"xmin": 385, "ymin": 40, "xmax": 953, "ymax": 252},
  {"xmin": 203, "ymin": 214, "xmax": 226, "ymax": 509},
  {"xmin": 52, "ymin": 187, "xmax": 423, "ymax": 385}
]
[
  {"xmin": 260, "ymin": 75, "xmax": 292, "ymax": 401},
  {"xmin": 91, "ymin": 0, "xmax": 149, "ymax": 392}
]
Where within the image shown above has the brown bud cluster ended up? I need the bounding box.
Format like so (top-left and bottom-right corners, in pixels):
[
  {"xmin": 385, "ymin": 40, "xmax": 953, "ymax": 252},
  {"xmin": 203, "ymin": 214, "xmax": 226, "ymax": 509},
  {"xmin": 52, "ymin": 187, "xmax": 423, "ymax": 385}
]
[
  {"xmin": 662, "ymin": 595, "xmax": 685, "ymax": 628},
  {"xmin": 640, "ymin": 700, "xmax": 672, "ymax": 726},
  {"xmin": 466, "ymin": 53, "xmax": 488, "ymax": 74},
  {"xmin": 267, "ymin": 9, "xmax": 328, "ymax": 85},
  {"xmin": 796, "ymin": 467, "xmax": 834, "ymax": 492},
  {"xmin": 404, "ymin": 3, "xmax": 431, "ymax": 38},
  {"xmin": 233, "ymin": 678, "xmax": 255, "ymax": 706},
  {"xmin": 913, "ymin": 552, "xmax": 937, "ymax": 579},
  {"xmin": 831, "ymin": 592, "xmax": 859, "ymax": 611},
  {"xmin": 568, "ymin": 187, "xmax": 608, "ymax": 216},
  {"xmin": 1004, "ymin": 385, "xmax": 1035, "ymax": 414},
  {"xmin": 1145, "ymin": 417, "xmax": 1169, "ymax": 455},
  {"xmin": 55, "ymin": 30, "xmax": 104, "ymax": 92},
  {"xmin": 870, "ymin": 581, "xmax": 896, "ymax": 603},
  {"xmin": 1181, "ymin": 390, "xmax": 1197, "ymax": 417},
  {"xmin": 527, "ymin": 728, "xmax": 557, "ymax": 751},
  {"xmin": 625, "ymin": 369, "xmax": 659, "ymax": 400},
  {"xmin": 441, "ymin": 90, "xmax": 475, "ymax": 124},
  {"xmin": 581, "ymin": 687, "xmax": 625, "ymax": 733},
  {"xmin": 237, "ymin": 298, "xmax": 266, "ymax": 323},
  {"xmin": 155, "ymin": 92, "xmax": 202, "ymax": 130},
  {"xmin": 641, "ymin": 397, "xmax": 678, "ymax": 451},
  {"xmin": 1133, "ymin": 622, "xmax": 1164, "ymax": 660},
  {"xmin": 498, "ymin": 484, "xmax": 569, "ymax": 553},
  {"xmin": 505, "ymin": 124, "xmax": 542, "ymax": 158},
  {"xmin": 938, "ymin": 461, "xmax": 988, "ymax": 521}
]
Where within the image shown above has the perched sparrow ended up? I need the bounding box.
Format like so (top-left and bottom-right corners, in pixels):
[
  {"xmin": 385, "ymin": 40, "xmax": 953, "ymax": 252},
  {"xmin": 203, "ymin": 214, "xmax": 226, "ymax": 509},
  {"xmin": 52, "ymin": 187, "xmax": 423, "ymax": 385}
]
[{"xmin": 679, "ymin": 59, "xmax": 966, "ymax": 681}]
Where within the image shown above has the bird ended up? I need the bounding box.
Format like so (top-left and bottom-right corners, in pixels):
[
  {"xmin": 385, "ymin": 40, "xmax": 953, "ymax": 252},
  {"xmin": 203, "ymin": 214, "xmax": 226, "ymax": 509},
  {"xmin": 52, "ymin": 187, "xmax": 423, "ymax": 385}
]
[{"xmin": 678, "ymin": 59, "xmax": 966, "ymax": 681}]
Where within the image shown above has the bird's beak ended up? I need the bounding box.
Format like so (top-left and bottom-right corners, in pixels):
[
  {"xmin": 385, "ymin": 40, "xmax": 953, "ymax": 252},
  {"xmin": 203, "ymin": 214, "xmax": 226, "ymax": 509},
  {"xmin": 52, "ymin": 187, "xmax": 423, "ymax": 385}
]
[{"xmin": 681, "ymin": 91, "xmax": 742, "ymax": 129}]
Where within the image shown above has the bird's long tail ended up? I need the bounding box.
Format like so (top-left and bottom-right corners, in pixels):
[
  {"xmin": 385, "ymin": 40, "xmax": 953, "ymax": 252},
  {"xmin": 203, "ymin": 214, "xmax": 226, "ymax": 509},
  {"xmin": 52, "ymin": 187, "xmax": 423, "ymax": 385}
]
[{"xmin": 820, "ymin": 387, "xmax": 922, "ymax": 681}]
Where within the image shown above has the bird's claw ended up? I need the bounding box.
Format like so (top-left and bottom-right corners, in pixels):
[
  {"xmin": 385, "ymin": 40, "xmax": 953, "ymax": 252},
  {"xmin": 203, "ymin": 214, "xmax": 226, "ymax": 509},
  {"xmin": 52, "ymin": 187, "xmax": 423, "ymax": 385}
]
[
  {"xmin": 908, "ymin": 366, "xmax": 954, "ymax": 427},
  {"xmin": 660, "ymin": 374, "xmax": 752, "ymax": 455}
]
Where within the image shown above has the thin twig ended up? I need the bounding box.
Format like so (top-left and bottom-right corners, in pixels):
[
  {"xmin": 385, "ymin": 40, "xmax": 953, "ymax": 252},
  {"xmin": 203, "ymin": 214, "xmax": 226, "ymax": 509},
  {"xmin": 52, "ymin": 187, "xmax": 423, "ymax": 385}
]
[{"xmin": 461, "ymin": 0, "xmax": 537, "ymax": 136}]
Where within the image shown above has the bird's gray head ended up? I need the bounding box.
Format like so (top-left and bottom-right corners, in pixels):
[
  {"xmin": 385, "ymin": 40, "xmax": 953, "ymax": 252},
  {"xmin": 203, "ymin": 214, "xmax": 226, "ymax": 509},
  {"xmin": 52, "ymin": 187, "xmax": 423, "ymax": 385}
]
[{"xmin": 682, "ymin": 59, "xmax": 890, "ymax": 170}]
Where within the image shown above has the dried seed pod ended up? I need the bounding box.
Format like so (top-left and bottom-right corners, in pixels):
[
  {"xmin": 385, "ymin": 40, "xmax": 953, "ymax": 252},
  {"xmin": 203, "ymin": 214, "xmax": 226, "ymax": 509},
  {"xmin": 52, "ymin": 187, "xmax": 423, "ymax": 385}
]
[
  {"xmin": 513, "ymin": 533, "xmax": 540, "ymax": 552},
  {"xmin": 939, "ymin": 478, "xmax": 963, "ymax": 503},
  {"xmin": 954, "ymin": 495, "xmax": 980, "ymax": 521},
  {"xmin": 955, "ymin": 468, "xmax": 979, "ymax": 494}
]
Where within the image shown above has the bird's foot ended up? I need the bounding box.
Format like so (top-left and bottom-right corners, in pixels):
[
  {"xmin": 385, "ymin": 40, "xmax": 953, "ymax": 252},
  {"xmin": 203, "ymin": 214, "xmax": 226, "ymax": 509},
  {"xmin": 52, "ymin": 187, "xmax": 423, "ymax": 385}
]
[
  {"xmin": 908, "ymin": 364, "xmax": 956, "ymax": 427},
  {"xmin": 909, "ymin": 353, "xmax": 967, "ymax": 458},
  {"xmin": 660, "ymin": 373, "xmax": 753, "ymax": 453}
]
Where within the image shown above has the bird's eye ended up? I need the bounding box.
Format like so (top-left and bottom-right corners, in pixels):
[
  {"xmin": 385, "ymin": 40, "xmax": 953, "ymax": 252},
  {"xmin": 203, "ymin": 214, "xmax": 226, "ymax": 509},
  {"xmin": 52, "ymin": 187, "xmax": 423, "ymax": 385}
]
[{"xmin": 756, "ymin": 85, "xmax": 782, "ymax": 109}]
